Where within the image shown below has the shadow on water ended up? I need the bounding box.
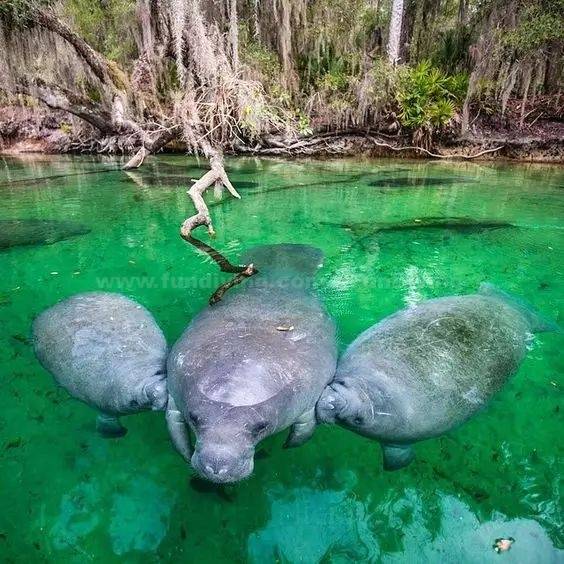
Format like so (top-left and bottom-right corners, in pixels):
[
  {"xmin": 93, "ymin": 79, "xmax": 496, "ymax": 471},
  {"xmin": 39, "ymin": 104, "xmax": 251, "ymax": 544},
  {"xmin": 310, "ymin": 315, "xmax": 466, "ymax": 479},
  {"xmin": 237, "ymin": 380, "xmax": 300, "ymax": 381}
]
[{"xmin": 188, "ymin": 477, "xmax": 237, "ymax": 502}]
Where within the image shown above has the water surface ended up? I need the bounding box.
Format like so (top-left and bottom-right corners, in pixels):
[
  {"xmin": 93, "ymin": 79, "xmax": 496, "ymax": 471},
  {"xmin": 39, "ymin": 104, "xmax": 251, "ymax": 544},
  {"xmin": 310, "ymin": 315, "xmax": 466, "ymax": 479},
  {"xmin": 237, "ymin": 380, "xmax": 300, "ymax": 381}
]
[{"xmin": 0, "ymin": 154, "xmax": 562, "ymax": 563}]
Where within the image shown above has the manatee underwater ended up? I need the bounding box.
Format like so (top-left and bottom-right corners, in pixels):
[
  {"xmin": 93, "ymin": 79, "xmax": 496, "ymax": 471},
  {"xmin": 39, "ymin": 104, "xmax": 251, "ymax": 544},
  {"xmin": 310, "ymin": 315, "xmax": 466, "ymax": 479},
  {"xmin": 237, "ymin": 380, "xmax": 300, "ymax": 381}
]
[
  {"xmin": 166, "ymin": 243, "xmax": 337, "ymax": 483},
  {"xmin": 367, "ymin": 176, "xmax": 474, "ymax": 188},
  {"xmin": 316, "ymin": 284, "xmax": 559, "ymax": 470},
  {"xmin": 321, "ymin": 216, "xmax": 514, "ymax": 238},
  {"xmin": 0, "ymin": 219, "xmax": 91, "ymax": 250},
  {"xmin": 33, "ymin": 292, "xmax": 168, "ymax": 437}
]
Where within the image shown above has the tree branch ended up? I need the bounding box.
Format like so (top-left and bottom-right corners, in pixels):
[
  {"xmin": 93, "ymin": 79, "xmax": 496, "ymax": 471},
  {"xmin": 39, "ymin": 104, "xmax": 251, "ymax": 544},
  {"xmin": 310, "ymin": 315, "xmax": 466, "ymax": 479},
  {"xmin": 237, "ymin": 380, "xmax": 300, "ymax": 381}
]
[
  {"xmin": 32, "ymin": 8, "xmax": 123, "ymax": 89},
  {"xmin": 179, "ymin": 147, "xmax": 258, "ymax": 303},
  {"xmin": 15, "ymin": 78, "xmax": 118, "ymax": 135}
]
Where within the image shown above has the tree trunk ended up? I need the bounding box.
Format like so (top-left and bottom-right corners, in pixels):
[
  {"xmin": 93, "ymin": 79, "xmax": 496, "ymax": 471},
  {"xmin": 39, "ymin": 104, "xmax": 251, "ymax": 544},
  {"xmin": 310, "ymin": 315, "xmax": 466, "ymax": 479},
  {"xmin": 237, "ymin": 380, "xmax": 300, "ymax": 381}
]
[
  {"xmin": 229, "ymin": 0, "xmax": 239, "ymax": 71},
  {"xmin": 15, "ymin": 79, "xmax": 118, "ymax": 135},
  {"xmin": 32, "ymin": 8, "xmax": 123, "ymax": 89},
  {"xmin": 387, "ymin": 0, "xmax": 405, "ymax": 65}
]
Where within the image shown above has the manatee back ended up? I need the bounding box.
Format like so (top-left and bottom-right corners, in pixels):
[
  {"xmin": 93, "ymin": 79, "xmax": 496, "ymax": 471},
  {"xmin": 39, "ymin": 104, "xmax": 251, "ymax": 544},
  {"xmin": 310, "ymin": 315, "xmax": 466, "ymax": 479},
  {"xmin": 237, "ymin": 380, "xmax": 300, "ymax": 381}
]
[
  {"xmin": 33, "ymin": 292, "xmax": 167, "ymax": 415},
  {"xmin": 343, "ymin": 294, "xmax": 530, "ymax": 439},
  {"xmin": 167, "ymin": 253, "xmax": 337, "ymax": 430}
]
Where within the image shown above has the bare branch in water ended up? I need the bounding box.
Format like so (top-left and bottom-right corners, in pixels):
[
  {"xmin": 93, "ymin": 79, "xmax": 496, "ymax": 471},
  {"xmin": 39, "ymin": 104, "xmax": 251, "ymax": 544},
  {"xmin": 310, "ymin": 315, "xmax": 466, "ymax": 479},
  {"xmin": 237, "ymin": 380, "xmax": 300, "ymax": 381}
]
[
  {"xmin": 180, "ymin": 146, "xmax": 258, "ymax": 303},
  {"xmin": 209, "ymin": 265, "xmax": 256, "ymax": 305}
]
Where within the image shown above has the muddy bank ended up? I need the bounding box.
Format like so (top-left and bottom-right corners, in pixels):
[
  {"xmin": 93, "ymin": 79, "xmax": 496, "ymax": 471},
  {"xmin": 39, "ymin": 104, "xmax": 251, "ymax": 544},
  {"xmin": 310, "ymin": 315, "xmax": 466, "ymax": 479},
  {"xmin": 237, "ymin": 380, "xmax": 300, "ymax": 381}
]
[{"xmin": 1, "ymin": 105, "xmax": 563, "ymax": 164}]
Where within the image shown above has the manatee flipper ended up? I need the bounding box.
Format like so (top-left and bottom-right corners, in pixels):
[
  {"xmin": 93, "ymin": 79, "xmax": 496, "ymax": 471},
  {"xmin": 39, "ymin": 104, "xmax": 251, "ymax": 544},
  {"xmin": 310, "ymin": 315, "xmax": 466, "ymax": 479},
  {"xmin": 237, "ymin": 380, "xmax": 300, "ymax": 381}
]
[
  {"xmin": 165, "ymin": 394, "xmax": 192, "ymax": 462},
  {"xmin": 381, "ymin": 443, "xmax": 415, "ymax": 471},
  {"xmin": 284, "ymin": 408, "xmax": 316, "ymax": 448},
  {"xmin": 96, "ymin": 412, "xmax": 127, "ymax": 438}
]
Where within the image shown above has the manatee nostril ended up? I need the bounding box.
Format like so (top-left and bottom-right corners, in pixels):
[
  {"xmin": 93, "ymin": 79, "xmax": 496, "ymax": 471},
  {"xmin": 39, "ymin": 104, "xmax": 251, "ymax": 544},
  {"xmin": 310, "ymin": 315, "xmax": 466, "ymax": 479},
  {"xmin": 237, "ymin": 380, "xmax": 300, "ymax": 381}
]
[
  {"xmin": 218, "ymin": 468, "xmax": 228, "ymax": 476},
  {"xmin": 205, "ymin": 464, "xmax": 215, "ymax": 474}
]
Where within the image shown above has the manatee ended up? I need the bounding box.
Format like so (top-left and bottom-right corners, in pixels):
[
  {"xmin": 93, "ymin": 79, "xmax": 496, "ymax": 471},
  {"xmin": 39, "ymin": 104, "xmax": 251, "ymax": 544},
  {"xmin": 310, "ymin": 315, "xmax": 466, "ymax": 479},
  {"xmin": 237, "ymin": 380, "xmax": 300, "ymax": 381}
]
[
  {"xmin": 33, "ymin": 292, "xmax": 168, "ymax": 437},
  {"xmin": 321, "ymin": 217, "xmax": 514, "ymax": 237},
  {"xmin": 0, "ymin": 219, "xmax": 90, "ymax": 250},
  {"xmin": 316, "ymin": 284, "xmax": 559, "ymax": 470},
  {"xmin": 367, "ymin": 176, "xmax": 472, "ymax": 188},
  {"xmin": 166, "ymin": 243, "xmax": 337, "ymax": 483}
]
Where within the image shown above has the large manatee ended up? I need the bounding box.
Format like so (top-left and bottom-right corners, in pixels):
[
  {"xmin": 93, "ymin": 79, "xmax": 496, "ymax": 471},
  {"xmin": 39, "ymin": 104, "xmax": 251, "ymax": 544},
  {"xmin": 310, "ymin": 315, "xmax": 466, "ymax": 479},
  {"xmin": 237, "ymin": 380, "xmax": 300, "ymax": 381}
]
[
  {"xmin": 317, "ymin": 284, "xmax": 558, "ymax": 470},
  {"xmin": 33, "ymin": 292, "xmax": 168, "ymax": 437},
  {"xmin": 166, "ymin": 243, "xmax": 337, "ymax": 483}
]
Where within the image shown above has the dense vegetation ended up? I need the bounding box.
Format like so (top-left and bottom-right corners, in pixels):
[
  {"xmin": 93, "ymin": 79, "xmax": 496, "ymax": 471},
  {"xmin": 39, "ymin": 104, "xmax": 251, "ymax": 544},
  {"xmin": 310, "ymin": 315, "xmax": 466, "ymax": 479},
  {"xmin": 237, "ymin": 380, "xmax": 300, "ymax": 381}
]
[{"xmin": 0, "ymin": 0, "xmax": 562, "ymax": 165}]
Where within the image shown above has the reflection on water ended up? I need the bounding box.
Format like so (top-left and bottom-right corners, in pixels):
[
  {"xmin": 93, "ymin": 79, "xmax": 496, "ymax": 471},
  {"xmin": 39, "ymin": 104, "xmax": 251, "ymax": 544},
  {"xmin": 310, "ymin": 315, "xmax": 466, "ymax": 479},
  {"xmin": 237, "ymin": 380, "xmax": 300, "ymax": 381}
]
[{"xmin": 0, "ymin": 154, "xmax": 562, "ymax": 562}]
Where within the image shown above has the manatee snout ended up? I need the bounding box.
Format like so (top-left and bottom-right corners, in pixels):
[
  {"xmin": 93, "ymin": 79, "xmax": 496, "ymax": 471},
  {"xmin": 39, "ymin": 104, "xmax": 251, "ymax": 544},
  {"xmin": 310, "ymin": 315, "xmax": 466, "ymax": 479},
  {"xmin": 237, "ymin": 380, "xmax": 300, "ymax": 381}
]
[
  {"xmin": 316, "ymin": 384, "xmax": 347, "ymax": 423},
  {"xmin": 192, "ymin": 442, "xmax": 254, "ymax": 484},
  {"xmin": 144, "ymin": 376, "xmax": 168, "ymax": 411}
]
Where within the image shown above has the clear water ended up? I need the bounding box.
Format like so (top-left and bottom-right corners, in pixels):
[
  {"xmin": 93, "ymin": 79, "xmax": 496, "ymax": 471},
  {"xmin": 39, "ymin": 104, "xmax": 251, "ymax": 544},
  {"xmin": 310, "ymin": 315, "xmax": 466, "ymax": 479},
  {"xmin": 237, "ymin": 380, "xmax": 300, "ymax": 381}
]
[{"xmin": 0, "ymin": 154, "xmax": 562, "ymax": 563}]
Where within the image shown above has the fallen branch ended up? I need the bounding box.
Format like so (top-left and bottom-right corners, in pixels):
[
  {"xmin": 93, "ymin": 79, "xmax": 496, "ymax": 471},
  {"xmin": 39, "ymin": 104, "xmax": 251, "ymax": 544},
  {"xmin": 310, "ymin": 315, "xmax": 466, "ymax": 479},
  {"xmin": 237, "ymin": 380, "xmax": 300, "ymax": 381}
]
[
  {"xmin": 209, "ymin": 267, "xmax": 256, "ymax": 305},
  {"xmin": 179, "ymin": 148, "xmax": 258, "ymax": 303},
  {"xmin": 180, "ymin": 149, "xmax": 240, "ymax": 237},
  {"xmin": 122, "ymin": 126, "xmax": 180, "ymax": 169}
]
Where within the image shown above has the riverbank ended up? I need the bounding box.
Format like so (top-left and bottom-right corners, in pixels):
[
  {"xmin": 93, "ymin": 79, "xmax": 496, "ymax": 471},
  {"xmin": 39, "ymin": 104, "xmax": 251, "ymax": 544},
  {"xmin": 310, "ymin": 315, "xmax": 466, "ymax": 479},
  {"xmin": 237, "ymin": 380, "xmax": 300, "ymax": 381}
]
[{"xmin": 2, "ymin": 105, "xmax": 563, "ymax": 164}]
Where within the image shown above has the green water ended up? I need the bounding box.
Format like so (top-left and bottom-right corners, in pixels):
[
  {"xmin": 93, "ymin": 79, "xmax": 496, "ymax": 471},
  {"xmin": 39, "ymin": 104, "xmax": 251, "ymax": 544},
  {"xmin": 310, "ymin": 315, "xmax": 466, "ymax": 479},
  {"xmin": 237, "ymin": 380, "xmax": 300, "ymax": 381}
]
[{"xmin": 0, "ymin": 154, "xmax": 562, "ymax": 563}]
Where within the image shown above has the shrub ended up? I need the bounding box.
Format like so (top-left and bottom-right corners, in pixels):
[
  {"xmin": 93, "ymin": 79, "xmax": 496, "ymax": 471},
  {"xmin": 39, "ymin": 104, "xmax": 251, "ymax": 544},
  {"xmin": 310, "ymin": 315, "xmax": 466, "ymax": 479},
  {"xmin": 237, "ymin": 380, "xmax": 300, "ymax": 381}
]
[{"xmin": 396, "ymin": 61, "xmax": 468, "ymax": 148}]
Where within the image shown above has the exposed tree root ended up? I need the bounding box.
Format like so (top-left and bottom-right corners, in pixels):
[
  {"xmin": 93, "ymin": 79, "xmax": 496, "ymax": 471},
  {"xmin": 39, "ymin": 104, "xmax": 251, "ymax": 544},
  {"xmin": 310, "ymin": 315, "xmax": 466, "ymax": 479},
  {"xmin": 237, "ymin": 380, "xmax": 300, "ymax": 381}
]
[
  {"xmin": 237, "ymin": 131, "xmax": 506, "ymax": 160},
  {"xmin": 369, "ymin": 139, "xmax": 505, "ymax": 159}
]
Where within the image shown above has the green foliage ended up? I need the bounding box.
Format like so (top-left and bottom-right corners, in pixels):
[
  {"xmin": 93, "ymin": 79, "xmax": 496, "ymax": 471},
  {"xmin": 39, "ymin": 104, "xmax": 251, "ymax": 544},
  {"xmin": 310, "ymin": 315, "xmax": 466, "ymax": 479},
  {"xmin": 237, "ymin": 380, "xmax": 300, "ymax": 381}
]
[
  {"xmin": 64, "ymin": 0, "xmax": 137, "ymax": 65},
  {"xmin": 504, "ymin": 1, "xmax": 564, "ymax": 54},
  {"xmin": 297, "ymin": 111, "xmax": 313, "ymax": 135},
  {"xmin": 316, "ymin": 68, "xmax": 350, "ymax": 93},
  {"xmin": 241, "ymin": 38, "xmax": 281, "ymax": 81},
  {"xmin": 431, "ymin": 27, "xmax": 472, "ymax": 74},
  {"xmin": 397, "ymin": 61, "xmax": 468, "ymax": 130},
  {"xmin": 59, "ymin": 122, "xmax": 72, "ymax": 134},
  {"xmin": 369, "ymin": 59, "xmax": 400, "ymax": 107},
  {"xmin": 0, "ymin": 0, "xmax": 51, "ymax": 28}
]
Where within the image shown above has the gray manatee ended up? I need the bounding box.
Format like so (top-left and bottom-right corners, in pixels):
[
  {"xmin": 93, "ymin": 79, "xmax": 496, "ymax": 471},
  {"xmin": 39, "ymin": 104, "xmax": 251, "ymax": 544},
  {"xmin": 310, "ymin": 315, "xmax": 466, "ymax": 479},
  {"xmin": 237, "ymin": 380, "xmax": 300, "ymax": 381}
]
[
  {"xmin": 33, "ymin": 292, "xmax": 168, "ymax": 437},
  {"xmin": 316, "ymin": 284, "xmax": 558, "ymax": 470},
  {"xmin": 166, "ymin": 244, "xmax": 337, "ymax": 483}
]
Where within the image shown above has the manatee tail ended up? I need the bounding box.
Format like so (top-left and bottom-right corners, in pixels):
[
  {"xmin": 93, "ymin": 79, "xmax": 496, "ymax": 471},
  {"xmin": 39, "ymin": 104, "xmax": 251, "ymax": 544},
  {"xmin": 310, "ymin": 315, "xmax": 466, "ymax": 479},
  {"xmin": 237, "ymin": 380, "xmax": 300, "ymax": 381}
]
[
  {"xmin": 479, "ymin": 283, "xmax": 560, "ymax": 333},
  {"xmin": 241, "ymin": 244, "xmax": 324, "ymax": 278}
]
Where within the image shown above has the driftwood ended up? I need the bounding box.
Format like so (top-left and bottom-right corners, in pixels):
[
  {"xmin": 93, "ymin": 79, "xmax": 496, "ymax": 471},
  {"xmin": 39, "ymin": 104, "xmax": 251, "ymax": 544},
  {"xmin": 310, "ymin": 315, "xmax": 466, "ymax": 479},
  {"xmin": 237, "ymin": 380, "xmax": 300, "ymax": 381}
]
[{"xmin": 180, "ymin": 147, "xmax": 258, "ymax": 304}]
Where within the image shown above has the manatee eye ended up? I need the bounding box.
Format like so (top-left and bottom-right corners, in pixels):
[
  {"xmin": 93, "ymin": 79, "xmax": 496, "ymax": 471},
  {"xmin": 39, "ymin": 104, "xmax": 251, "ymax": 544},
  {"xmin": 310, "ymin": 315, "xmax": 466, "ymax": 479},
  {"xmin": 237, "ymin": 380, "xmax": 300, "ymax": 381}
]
[
  {"xmin": 188, "ymin": 413, "xmax": 200, "ymax": 427},
  {"xmin": 251, "ymin": 421, "xmax": 268, "ymax": 435},
  {"xmin": 353, "ymin": 416, "xmax": 364, "ymax": 426}
]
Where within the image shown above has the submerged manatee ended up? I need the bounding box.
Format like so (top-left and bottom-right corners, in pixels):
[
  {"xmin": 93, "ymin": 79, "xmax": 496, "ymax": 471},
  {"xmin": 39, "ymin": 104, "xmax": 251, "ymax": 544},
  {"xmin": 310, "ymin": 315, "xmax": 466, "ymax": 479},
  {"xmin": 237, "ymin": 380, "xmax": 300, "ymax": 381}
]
[
  {"xmin": 368, "ymin": 176, "xmax": 473, "ymax": 188},
  {"xmin": 33, "ymin": 292, "xmax": 168, "ymax": 437},
  {"xmin": 166, "ymin": 244, "xmax": 337, "ymax": 483},
  {"xmin": 0, "ymin": 219, "xmax": 90, "ymax": 250},
  {"xmin": 321, "ymin": 217, "xmax": 514, "ymax": 237},
  {"xmin": 317, "ymin": 284, "xmax": 558, "ymax": 470}
]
